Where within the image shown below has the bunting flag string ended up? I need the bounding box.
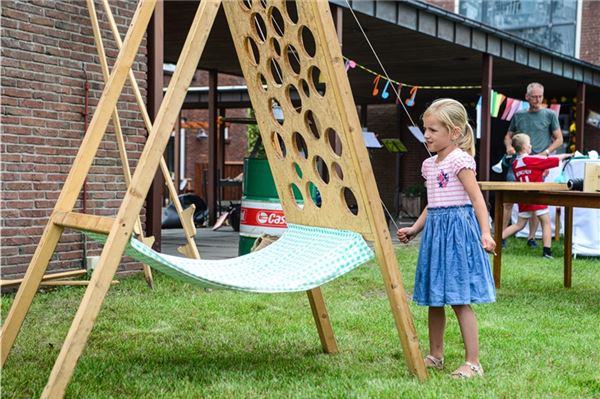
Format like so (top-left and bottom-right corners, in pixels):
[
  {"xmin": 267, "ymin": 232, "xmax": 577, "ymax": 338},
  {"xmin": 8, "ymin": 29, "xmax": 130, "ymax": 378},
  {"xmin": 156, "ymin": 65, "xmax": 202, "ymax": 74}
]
[
  {"xmin": 343, "ymin": 56, "xmax": 482, "ymax": 91},
  {"xmin": 343, "ymin": 56, "xmax": 563, "ymax": 122}
]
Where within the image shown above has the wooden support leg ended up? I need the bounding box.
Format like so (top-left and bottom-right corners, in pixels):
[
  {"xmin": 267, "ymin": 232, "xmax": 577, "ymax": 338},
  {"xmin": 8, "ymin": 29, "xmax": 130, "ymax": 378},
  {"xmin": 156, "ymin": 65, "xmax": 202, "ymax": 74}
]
[
  {"xmin": 1, "ymin": 223, "xmax": 64, "ymax": 367},
  {"xmin": 564, "ymin": 206, "xmax": 573, "ymax": 288},
  {"xmin": 306, "ymin": 288, "xmax": 337, "ymax": 353},
  {"xmin": 41, "ymin": 229, "xmax": 130, "ymax": 398},
  {"xmin": 374, "ymin": 240, "xmax": 427, "ymax": 381}
]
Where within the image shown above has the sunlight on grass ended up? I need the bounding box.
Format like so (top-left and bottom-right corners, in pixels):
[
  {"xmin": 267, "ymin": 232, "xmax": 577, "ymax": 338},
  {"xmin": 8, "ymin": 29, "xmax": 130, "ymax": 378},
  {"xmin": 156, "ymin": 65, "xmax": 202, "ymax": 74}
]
[{"xmin": 1, "ymin": 237, "xmax": 599, "ymax": 398}]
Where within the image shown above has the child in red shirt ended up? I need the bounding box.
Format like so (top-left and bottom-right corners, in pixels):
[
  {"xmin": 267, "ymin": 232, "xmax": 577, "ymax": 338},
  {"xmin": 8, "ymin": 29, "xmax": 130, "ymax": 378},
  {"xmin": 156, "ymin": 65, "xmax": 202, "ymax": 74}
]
[{"xmin": 502, "ymin": 133, "xmax": 572, "ymax": 258}]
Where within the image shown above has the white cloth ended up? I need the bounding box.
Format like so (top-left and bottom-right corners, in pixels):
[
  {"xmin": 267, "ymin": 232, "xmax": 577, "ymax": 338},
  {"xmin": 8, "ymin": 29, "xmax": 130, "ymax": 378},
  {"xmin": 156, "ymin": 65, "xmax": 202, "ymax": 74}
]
[{"xmin": 514, "ymin": 157, "xmax": 600, "ymax": 257}]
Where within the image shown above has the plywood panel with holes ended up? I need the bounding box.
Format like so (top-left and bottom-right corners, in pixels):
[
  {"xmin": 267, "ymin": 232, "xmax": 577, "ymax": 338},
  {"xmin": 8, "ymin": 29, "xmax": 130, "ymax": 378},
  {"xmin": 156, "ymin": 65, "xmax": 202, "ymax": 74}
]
[{"xmin": 223, "ymin": 0, "xmax": 376, "ymax": 237}]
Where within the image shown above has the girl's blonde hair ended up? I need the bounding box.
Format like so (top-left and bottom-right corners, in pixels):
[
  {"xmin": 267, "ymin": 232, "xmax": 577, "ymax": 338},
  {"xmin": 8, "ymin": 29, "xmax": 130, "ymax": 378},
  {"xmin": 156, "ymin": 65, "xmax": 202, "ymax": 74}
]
[{"xmin": 423, "ymin": 98, "xmax": 476, "ymax": 156}]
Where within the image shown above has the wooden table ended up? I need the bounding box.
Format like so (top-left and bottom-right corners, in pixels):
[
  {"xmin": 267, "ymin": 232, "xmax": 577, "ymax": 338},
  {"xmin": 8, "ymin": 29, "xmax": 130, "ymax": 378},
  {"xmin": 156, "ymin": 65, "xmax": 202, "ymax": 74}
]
[{"xmin": 479, "ymin": 182, "xmax": 600, "ymax": 288}]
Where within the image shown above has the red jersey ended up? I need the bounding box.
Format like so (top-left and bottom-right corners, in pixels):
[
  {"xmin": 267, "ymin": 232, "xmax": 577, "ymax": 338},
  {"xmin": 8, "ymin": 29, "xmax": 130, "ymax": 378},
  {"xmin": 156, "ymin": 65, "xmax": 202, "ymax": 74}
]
[{"xmin": 512, "ymin": 155, "xmax": 559, "ymax": 212}]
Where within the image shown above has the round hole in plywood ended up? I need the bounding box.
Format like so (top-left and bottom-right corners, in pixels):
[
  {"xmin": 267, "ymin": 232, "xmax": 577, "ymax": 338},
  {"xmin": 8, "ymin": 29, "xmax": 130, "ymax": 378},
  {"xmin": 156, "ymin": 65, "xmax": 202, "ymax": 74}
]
[
  {"xmin": 259, "ymin": 0, "xmax": 267, "ymax": 9},
  {"xmin": 308, "ymin": 65, "xmax": 326, "ymax": 96},
  {"xmin": 271, "ymin": 131, "xmax": 286, "ymax": 159},
  {"xmin": 313, "ymin": 155, "xmax": 329, "ymax": 184},
  {"xmin": 270, "ymin": 98, "xmax": 284, "ymax": 126},
  {"xmin": 300, "ymin": 79, "xmax": 310, "ymax": 98},
  {"xmin": 292, "ymin": 132, "xmax": 308, "ymax": 159},
  {"xmin": 285, "ymin": 44, "xmax": 301, "ymax": 75},
  {"xmin": 258, "ymin": 73, "xmax": 268, "ymax": 91},
  {"xmin": 307, "ymin": 181, "xmax": 322, "ymax": 208},
  {"xmin": 284, "ymin": 1, "xmax": 298, "ymax": 24},
  {"xmin": 292, "ymin": 162, "xmax": 303, "ymax": 179},
  {"xmin": 269, "ymin": 6, "xmax": 285, "ymax": 37},
  {"xmin": 290, "ymin": 183, "xmax": 304, "ymax": 209},
  {"xmin": 269, "ymin": 57, "xmax": 283, "ymax": 86},
  {"xmin": 299, "ymin": 25, "xmax": 316, "ymax": 58},
  {"xmin": 286, "ymin": 84, "xmax": 302, "ymax": 114},
  {"xmin": 342, "ymin": 187, "xmax": 359, "ymax": 216},
  {"xmin": 245, "ymin": 36, "xmax": 260, "ymax": 66},
  {"xmin": 241, "ymin": 0, "xmax": 252, "ymax": 11},
  {"xmin": 252, "ymin": 13, "xmax": 268, "ymax": 43},
  {"xmin": 325, "ymin": 127, "xmax": 342, "ymax": 157},
  {"xmin": 332, "ymin": 162, "xmax": 344, "ymax": 181},
  {"xmin": 270, "ymin": 37, "xmax": 281, "ymax": 57},
  {"xmin": 305, "ymin": 110, "xmax": 320, "ymax": 139}
]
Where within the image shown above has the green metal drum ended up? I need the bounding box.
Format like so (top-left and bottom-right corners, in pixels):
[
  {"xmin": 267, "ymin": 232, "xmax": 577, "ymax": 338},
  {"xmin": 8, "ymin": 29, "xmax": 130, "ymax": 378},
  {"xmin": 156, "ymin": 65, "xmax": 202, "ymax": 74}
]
[{"xmin": 238, "ymin": 158, "xmax": 287, "ymax": 255}]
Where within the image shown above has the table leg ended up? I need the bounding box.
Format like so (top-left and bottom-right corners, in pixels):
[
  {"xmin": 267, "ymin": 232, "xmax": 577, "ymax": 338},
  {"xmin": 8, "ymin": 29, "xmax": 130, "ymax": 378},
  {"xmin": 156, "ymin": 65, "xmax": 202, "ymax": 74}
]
[
  {"xmin": 564, "ymin": 206, "xmax": 573, "ymax": 288},
  {"xmin": 493, "ymin": 191, "xmax": 504, "ymax": 288}
]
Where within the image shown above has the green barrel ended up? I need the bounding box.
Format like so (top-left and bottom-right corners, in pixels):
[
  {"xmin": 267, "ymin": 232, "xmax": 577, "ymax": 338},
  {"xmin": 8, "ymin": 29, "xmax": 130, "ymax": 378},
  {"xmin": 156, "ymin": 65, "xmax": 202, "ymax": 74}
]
[{"xmin": 238, "ymin": 158, "xmax": 288, "ymax": 255}]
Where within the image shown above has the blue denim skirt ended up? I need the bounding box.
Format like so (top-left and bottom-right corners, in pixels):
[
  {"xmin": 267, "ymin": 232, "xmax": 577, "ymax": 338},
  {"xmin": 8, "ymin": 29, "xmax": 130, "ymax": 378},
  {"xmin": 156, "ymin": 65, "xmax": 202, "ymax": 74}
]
[{"xmin": 413, "ymin": 205, "xmax": 496, "ymax": 307}]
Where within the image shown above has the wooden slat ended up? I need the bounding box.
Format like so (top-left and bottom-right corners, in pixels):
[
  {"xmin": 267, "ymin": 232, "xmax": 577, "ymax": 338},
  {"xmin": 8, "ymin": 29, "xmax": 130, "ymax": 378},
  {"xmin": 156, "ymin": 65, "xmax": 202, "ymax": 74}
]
[
  {"xmin": 0, "ymin": 270, "xmax": 87, "ymax": 288},
  {"xmin": 39, "ymin": 280, "xmax": 119, "ymax": 287},
  {"xmin": 478, "ymin": 182, "xmax": 568, "ymax": 191},
  {"xmin": 52, "ymin": 212, "xmax": 115, "ymax": 235},
  {"xmin": 99, "ymin": 0, "xmax": 200, "ymax": 260}
]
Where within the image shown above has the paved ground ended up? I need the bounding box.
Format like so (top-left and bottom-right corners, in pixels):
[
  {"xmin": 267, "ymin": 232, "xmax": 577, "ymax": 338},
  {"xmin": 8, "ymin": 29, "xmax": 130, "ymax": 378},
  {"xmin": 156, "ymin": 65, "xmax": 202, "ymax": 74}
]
[{"xmin": 161, "ymin": 219, "xmax": 417, "ymax": 259}]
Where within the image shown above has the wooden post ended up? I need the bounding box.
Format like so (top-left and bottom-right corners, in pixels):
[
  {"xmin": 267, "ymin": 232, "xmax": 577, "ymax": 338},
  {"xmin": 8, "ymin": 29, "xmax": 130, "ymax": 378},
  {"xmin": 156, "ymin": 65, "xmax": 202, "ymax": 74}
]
[
  {"xmin": 208, "ymin": 70, "xmax": 218, "ymax": 223},
  {"xmin": 576, "ymin": 83, "xmax": 586, "ymax": 152},
  {"xmin": 480, "ymin": 54, "xmax": 493, "ymax": 183},
  {"xmin": 146, "ymin": 0, "xmax": 165, "ymax": 250}
]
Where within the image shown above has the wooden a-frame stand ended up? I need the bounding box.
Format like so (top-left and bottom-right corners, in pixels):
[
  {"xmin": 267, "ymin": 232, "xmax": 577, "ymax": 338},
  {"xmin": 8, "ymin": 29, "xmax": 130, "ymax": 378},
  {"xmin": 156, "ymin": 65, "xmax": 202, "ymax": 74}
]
[{"xmin": 1, "ymin": 1, "xmax": 426, "ymax": 397}]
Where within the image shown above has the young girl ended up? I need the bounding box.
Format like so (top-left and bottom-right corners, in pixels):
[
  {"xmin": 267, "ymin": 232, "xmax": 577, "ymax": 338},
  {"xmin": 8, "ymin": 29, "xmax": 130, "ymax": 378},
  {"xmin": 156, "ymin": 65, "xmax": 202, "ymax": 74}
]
[{"xmin": 397, "ymin": 98, "xmax": 496, "ymax": 378}]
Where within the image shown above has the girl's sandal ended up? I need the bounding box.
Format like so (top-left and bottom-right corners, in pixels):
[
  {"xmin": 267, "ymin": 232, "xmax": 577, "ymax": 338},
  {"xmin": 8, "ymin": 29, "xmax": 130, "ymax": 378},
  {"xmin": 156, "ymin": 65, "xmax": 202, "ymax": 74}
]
[
  {"xmin": 424, "ymin": 355, "xmax": 444, "ymax": 370},
  {"xmin": 450, "ymin": 362, "xmax": 484, "ymax": 379}
]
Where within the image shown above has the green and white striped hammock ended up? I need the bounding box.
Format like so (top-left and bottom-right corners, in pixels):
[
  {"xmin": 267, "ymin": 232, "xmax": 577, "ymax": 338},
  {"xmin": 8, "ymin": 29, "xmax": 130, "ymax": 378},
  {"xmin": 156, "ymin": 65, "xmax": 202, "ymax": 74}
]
[{"xmin": 84, "ymin": 223, "xmax": 374, "ymax": 293}]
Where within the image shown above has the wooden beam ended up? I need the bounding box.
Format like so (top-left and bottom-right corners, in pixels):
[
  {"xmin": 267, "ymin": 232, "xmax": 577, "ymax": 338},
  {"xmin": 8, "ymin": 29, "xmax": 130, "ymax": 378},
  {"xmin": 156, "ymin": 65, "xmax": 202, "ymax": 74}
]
[
  {"xmin": 52, "ymin": 212, "xmax": 114, "ymax": 235},
  {"xmin": 576, "ymin": 83, "xmax": 586, "ymax": 152},
  {"xmin": 0, "ymin": 270, "xmax": 88, "ymax": 288},
  {"xmin": 480, "ymin": 54, "xmax": 493, "ymax": 182},
  {"xmin": 207, "ymin": 70, "xmax": 218, "ymax": 224},
  {"xmin": 146, "ymin": 0, "xmax": 165, "ymax": 251},
  {"xmin": 99, "ymin": 0, "xmax": 198, "ymax": 260}
]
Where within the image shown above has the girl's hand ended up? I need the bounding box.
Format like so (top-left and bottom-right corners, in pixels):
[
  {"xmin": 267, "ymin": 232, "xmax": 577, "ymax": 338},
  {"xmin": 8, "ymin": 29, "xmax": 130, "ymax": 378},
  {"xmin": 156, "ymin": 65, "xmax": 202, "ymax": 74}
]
[
  {"xmin": 397, "ymin": 227, "xmax": 415, "ymax": 243},
  {"xmin": 481, "ymin": 233, "xmax": 496, "ymax": 253}
]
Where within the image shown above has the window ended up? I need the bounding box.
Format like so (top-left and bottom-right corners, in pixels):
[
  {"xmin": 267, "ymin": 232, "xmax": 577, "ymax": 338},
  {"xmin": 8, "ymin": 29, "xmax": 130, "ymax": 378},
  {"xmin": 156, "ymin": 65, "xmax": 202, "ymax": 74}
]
[{"xmin": 459, "ymin": 0, "xmax": 578, "ymax": 57}]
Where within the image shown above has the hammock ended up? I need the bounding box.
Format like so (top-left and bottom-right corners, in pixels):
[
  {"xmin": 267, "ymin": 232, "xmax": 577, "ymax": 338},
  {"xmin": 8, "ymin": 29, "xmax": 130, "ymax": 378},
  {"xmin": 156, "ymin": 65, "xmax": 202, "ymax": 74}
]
[{"xmin": 84, "ymin": 223, "xmax": 374, "ymax": 293}]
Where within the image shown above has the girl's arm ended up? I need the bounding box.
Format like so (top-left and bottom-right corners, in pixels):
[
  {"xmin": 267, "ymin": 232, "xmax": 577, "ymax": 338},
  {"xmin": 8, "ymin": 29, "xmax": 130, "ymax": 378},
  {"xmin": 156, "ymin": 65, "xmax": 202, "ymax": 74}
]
[
  {"xmin": 457, "ymin": 168, "xmax": 496, "ymax": 253},
  {"xmin": 397, "ymin": 207, "xmax": 427, "ymax": 243}
]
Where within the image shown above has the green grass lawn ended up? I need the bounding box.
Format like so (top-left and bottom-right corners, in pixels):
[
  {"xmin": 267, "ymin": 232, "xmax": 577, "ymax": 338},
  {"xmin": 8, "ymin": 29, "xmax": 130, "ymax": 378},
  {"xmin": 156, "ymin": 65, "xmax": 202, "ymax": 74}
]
[{"xmin": 2, "ymin": 237, "xmax": 599, "ymax": 398}]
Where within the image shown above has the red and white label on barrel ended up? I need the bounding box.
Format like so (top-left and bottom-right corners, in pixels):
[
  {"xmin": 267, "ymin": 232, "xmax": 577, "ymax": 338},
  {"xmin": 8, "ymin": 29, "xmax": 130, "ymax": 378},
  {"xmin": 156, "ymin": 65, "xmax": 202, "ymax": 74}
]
[{"xmin": 239, "ymin": 199, "xmax": 287, "ymax": 237}]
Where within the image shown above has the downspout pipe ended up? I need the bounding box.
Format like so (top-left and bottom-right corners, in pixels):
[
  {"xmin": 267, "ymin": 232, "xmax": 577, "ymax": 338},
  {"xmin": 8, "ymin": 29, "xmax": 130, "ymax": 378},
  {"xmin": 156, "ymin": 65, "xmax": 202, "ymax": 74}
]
[{"xmin": 81, "ymin": 67, "xmax": 90, "ymax": 268}]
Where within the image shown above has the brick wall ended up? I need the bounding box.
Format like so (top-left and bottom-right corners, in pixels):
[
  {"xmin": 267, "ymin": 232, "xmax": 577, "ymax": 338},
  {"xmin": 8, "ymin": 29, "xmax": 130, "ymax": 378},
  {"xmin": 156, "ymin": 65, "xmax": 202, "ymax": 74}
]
[
  {"xmin": 181, "ymin": 70, "xmax": 248, "ymax": 187},
  {"xmin": 423, "ymin": 0, "xmax": 456, "ymax": 12},
  {"xmin": 1, "ymin": 1, "xmax": 148, "ymax": 280},
  {"xmin": 580, "ymin": 1, "xmax": 600, "ymax": 65}
]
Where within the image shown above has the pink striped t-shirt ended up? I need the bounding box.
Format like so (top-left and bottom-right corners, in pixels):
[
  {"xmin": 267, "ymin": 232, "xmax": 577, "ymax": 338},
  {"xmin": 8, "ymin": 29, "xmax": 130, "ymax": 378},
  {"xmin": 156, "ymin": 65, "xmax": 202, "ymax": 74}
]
[{"xmin": 422, "ymin": 148, "xmax": 476, "ymax": 208}]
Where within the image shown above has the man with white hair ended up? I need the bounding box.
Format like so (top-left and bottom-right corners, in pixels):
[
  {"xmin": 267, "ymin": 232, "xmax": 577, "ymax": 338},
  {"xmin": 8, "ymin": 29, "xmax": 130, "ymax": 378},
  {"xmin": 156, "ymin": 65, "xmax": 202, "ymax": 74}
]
[{"xmin": 502, "ymin": 82, "xmax": 563, "ymax": 248}]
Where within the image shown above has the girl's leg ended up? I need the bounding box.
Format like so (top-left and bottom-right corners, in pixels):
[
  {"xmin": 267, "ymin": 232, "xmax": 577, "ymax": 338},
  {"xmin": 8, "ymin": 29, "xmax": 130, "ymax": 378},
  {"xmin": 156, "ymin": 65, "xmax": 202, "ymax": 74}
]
[
  {"xmin": 428, "ymin": 306, "xmax": 446, "ymax": 359},
  {"xmin": 451, "ymin": 305, "xmax": 480, "ymax": 365}
]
